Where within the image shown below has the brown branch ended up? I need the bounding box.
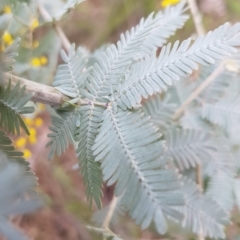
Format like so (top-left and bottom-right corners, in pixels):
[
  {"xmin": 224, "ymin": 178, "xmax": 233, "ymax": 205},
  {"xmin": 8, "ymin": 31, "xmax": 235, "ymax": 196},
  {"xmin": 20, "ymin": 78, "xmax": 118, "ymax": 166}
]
[
  {"xmin": 4, "ymin": 73, "xmax": 107, "ymax": 108},
  {"xmin": 4, "ymin": 73, "xmax": 69, "ymax": 106}
]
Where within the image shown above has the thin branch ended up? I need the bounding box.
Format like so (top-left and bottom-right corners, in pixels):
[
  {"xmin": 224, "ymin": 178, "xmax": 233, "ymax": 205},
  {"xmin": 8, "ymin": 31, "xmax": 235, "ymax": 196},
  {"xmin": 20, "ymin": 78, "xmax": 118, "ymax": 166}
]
[
  {"xmin": 4, "ymin": 73, "xmax": 107, "ymax": 108},
  {"xmin": 186, "ymin": 1, "xmax": 205, "ymax": 206},
  {"xmin": 38, "ymin": 4, "xmax": 71, "ymax": 52},
  {"xmin": 187, "ymin": 0, "xmax": 205, "ymax": 36},
  {"xmin": 183, "ymin": 3, "xmax": 217, "ymax": 240},
  {"xmin": 54, "ymin": 25, "xmax": 71, "ymax": 52},
  {"xmin": 172, "ymin": 60, "xmax": 227, "ymax": 121},
  {"xmin": 102, "ymin": 195, "xmax": 118, "ymax": 229},
  {"xmin": 86, "ymin": 226, "xmax": 117, "ymax": 238}
]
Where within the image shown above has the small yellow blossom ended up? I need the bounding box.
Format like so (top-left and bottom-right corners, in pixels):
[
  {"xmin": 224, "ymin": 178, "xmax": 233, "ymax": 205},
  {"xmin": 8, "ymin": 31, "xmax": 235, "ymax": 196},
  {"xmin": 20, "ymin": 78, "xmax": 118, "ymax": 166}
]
[
  {"xmin": 40, "ymin": 56, "xmax": 48, "ymax": 65},
  {"xmin": 32, "ymin": 40, "xmax": 39, "ymax": 49},
  {"xmin": 23, "ymin": 149, "xmax": 32, "ymax": 159},
  {"xmin": 24, "ymin": 117, "xmax": 34, "ymax": 126},
  {"xmin": 161, "ymin": 0, "xmax": 180, "ymax": 7},
  {"xmin": 28, "ymin": 127, "xmax": 37, "ymax": 136},
  {"xmin": 30, "ymin": 56, "xmax": 48, "ymax": 67},
  {"xmin": 30, "ymin": 57, "xmax": 41, "ymax": 67},
  {"xmin": 15, "ymin": 137, "xmax": 27, "ymax": 148},
  {"xmin": 28, "ymin": 135, "xmax": 37, "ymax": 144},
  {"xmin": 2, "ymin": 32, "xmax": 13, "ymax": 46},
  {"xmin": 35, "ymin": 117, "xmax": 43, "ymax": 127},
  {"xmin": 30, "ymin": 19, "xmax": 39, "ymax": 31},
  {"xmin": 3, "ymin": 5, "xmax": 11, "ymax": 14},
  {"xmin": 38, "ymin": 103, "xmax": 45, "ymax": 111}
]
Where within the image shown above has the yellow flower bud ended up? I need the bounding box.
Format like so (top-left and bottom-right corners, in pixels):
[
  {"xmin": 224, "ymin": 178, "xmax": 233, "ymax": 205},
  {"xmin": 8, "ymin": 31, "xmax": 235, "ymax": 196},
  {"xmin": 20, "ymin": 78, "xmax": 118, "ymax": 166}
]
[
  {"xmin": 32, "ymin": 40, "xmax": 39, "ymax": 49},
  {"xmin": 3, "ymin": 5, "xmax": 11, "ymax": 14},
  {"xmin": 161, "ymin": 0, "xmax": 180, "ymax": 8},
  {"xmin": 35, "ymin": 117, "xmax": 43, "ymax": 127},
  {"xmin": 30, "ymin": 57, "xmax": 41, "ymax": 67},
  {"xmin": 23, "ymin": 149, "xmax": 32, "ymax": 159},
  {"xmin": 16, "ymin": 137, "xmax": 27, "ymax": 148},
  {"xmin": 24, "ymin": 117, "xmax": 34, "ymax": 126},
  {"xmin": 28, "ymin": 135, "xmax": 37, "ymax": 144},
  {"xmin": 2, "ymin": 32, "xmax": 13, "ymax": 46},
  {"xmin": 40, "ymin": 55, "xmax": 48, "ymax": 65},
  {"xmin": 30, "ymin": 19, "xmax": 39, "ymax": 31},
  {"xmin": 28, "ymin": 127, "xmax": 37, "ymax": 136},
  {"xmin": 38, "ymin": 103, "xmax": 45, "ymax": 111}
]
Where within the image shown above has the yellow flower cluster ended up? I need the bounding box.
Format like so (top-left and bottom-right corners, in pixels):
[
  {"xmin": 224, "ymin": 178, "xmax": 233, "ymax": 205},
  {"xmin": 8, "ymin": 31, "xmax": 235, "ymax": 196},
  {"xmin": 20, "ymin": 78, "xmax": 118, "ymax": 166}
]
[
  {"xmin": 30, "ymin": 56, "xmax": 48, "ymax": 67},
  {"xmin": 15, "ymin": 111, "xmax": 44, "ymax": 160},
  {"xmin": 0, "ymin": 5, "xmax": 40, "ymax": 52},
  {"xmin": 3, "ymin": 5, "xmax": 11, "ymax": 14},
  {"xmin": 2, "ymin": 32, "xmax": 13, "ymax": 45},
  {"xmin": 0, "ymin": 31, "xmax": 14, "ymax": 52},
  {"xmin": 30, "ymin": 18, "xmax": 39, "ymax": 31},
  {"xmin": 161, "ymin": 0, "xmax": 180, "ymax": 7}
]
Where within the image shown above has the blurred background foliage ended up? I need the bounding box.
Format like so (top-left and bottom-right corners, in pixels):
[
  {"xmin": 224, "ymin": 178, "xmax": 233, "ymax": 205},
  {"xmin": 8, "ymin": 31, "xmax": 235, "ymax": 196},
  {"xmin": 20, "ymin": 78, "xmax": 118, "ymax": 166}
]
[{"xmin": 1, "ymin": 0, "xmax": 240, "ymax": 239}]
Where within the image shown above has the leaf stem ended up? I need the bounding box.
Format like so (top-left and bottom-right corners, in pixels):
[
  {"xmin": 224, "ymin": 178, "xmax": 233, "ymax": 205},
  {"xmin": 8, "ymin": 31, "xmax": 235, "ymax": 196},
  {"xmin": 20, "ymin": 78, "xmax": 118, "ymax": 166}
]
[
  {"xmin": 102, "ymin": 195, "xmax": 118, "ymax": 229},
  {"xmin": 187, "ymin": 0, "xmax": 205, "ymax": 36},
  {"xmin": 185, "ymin": 2, "xmax": 210, "ymax": 240},
  {"xmin": 172, "ymin": 60, "xmax": 227, "ymax": 121},
  {"xmin": 38, "ymin": 4, "xmax": 71, "ymax": 52}
]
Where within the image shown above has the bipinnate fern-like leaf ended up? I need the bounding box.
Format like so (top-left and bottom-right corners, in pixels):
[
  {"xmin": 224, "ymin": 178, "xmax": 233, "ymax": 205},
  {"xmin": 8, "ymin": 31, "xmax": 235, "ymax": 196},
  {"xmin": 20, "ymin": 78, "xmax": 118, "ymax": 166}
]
[
  {"xmin": 52, "ymin": 44, "xmax": 88, "ymax": 101},
  {"xmin": 0, "ymin": 130, "xmax": 42, "ymax": 240},
  {"xmin": 0, "ymin": 154, "xmax": 42, "ymax": 240},
  {"xmin": 205, "ymin": 144, "xmax": 235, "ymax": 211},
  {"xmin": 0, "ymin": 80, "xmax": 35, "ymax": 135},
  {"xmin": 38, "ymin": 0, "xmax": 85, "ymax": 21},
  {"xmin": 178, "ymin": 179, "xmax": 230, "ymax": 239},
  {"xmin": 93, "ymin": 108, "xmax": 185, "ymax": 234},
  {"xmin": 194, "ymin": 64, "xmax": 233, "ymax": 103},
  {"xmin": 207, "ymin": 172, "xmax": 234, "ymax": 212},
  {"xmin": 0, "ymin": 129, "xmax": 25, "ymax": 162},
  {"xmin": 112, "ymin": 23, "xmax": 240, "ymax": 110},
  {"xmin": 201, "ymin": 95, "xmax": 240, "ymax": 132},
  {"xmin": 86, "ymin": 1, "xmax": 189, "ymax": 97},
  {"xmin": 46, "ymin": 109, "xmax": 81, "ymax": 160},
  {"xmin": 76, "ymin": 104, "xmax": 104, "ymax": 209},
  {"xmin": 142, "ymin": 94, "xmax": 176, "ymax": 130},
  {"xmin": 234, "ymin": 179, "xmax": 240, "ymax": 211},
  {"xmin": 165, "ymin": 128, "xmax": 215, "ymax": 170},
  {"xmin": 0, "ymin": 130, "xmax": 38, "ymax": 194}
]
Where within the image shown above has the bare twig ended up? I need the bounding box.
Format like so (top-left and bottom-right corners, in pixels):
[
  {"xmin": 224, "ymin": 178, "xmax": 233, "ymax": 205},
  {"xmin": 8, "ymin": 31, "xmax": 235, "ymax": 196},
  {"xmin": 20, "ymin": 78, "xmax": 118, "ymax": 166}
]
[
  {"xmin": 187, "ymin": 0, "xmax": 205, "ymax": 36},
  {"xmin": 38, "ymin": 4, "xmax": 71, "ymax": 52},
  {"xmin": 185, "ymin": 2, "xmax": 206, "ymax": 239},
  {"xmin": 102, "ymin": 195, "xmax": 118, "ymax": 229},
  {"xmin": 88, "ymin": 196, "xmax": 120, "ymax": 240},
  {"xmin": 86, "ymin": 225, "xmax": 117, "ymax": 238},
  {"xmin": 172, "ymin": 60, "xmax": 227, "ymax": 121}
]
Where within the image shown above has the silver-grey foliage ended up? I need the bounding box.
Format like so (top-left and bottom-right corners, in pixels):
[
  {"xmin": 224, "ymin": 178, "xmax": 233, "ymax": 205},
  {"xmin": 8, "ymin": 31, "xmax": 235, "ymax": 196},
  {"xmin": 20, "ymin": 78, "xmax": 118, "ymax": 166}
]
[
  {"xmin": 0, "ymin": 130, "xmax": 42, "ymax": 240},
  {"xmin": 47, "ymin": 1, "xmax": 240, "ymax": 238},
  {"xmin": 165, "ymin": 128, "xmax": 216, "ymax": 170}
]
